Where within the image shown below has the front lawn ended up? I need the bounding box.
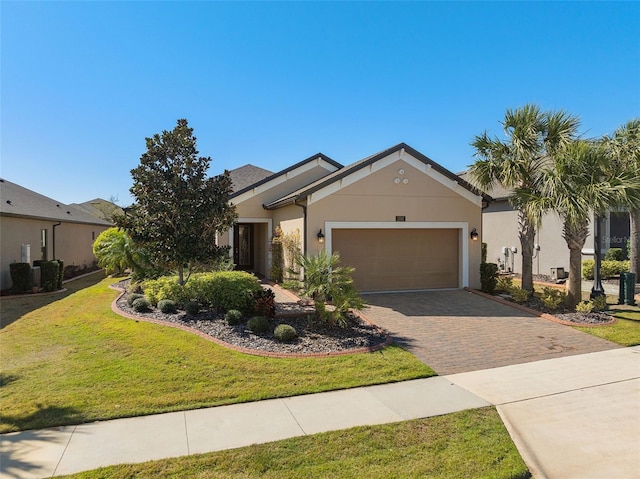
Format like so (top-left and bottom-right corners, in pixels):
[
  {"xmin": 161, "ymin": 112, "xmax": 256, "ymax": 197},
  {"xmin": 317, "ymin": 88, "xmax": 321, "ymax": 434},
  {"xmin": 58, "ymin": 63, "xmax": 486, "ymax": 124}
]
[
  {"xmin": 58, "ymin": 408, "xmax": 530, "ymax": 479},
  {"xmin": 574, "ymin": 306, "xmax": 640, "ymax": 346},
  {"xmin": 0, "ymin": 274, "xmax": 433, "ymax": 433}
]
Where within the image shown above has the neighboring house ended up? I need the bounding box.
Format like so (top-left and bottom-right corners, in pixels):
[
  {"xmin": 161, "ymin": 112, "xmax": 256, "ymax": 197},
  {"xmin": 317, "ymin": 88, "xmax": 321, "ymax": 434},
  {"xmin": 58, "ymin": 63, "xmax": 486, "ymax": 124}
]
[
  {"xmin": 220, "ymin": 143, "xmax": 488, "ymax": 292},
  {"xmin": 457, "ymin": 172, "xmax": 631, "ymax": 280},
  {"xmin": 0, "ymin": 179, "xmax": 113, "ymax": 290}
]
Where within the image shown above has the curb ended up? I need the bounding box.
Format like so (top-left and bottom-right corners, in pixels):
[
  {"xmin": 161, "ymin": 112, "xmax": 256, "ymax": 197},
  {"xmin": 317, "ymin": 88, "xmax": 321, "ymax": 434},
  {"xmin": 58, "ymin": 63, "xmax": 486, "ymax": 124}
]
[
  {"xmin": 464, "ymin": 288, "xmax": 618, "ymax": 328},
  {"xmin": 109, "ymin": 284, "xmax": 393, "ymax": 359}
]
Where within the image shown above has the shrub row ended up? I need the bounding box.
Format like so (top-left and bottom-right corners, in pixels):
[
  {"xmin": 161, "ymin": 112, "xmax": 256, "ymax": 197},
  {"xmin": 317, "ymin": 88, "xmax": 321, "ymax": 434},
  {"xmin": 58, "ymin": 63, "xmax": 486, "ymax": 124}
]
[
  {"xmin": 142, "ymin": 271, "xmax": 262, "ymax": 313},
  {"xmin": 582, "ymin": 259, "xmax": 630, "ymax": 280},
  {"xmin": 9, "ymin": 263, "xmax": 31, "ymax": 293}
]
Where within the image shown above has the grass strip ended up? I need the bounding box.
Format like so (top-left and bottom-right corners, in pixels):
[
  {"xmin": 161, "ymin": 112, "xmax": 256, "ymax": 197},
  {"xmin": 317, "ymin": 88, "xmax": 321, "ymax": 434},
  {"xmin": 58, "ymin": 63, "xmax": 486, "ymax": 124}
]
[{"xmin": 59, "ymin": 408, "xmax": 530, "ymax": 479}]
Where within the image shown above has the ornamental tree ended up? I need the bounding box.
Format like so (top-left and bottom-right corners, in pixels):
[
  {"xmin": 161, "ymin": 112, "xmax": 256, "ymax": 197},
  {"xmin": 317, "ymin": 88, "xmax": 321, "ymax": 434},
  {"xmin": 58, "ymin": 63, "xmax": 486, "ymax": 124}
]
[{"xmin": 116, "ymin": 119, "xmax": 237, "ymax": 285}]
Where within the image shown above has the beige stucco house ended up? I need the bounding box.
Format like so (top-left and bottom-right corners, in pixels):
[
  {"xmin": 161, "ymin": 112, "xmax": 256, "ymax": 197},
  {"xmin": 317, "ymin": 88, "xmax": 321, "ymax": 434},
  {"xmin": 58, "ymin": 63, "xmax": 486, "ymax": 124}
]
[
  {"xmin": 0, "ymin": 179, "xmax": 112, "ymax": 290},
  {"xmin": 457, "ymin": 173, "xmax": 631, "ymax": 280},
  {"xmin": 221, "ymin": 143, "xmax": 488, "ymax": 292}
]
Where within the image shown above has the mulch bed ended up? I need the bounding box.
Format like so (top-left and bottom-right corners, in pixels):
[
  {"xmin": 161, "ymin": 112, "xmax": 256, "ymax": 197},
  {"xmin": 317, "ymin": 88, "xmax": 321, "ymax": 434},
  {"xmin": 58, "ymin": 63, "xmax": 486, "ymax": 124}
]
[{"xmin": 112, "ymin": 281, "xmax": 390, "ymax": 356}]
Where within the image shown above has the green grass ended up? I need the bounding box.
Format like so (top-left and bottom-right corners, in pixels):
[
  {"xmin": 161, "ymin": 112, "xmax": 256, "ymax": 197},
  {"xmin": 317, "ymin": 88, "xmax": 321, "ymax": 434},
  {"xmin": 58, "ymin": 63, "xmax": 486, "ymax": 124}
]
[
  {"xmin": 574, "ymin": 306, "xmax": 640, "ymax": 346},
  {"xmin": 59, "ymin": 408, "xmax": 530, "ymax": 479},
  {"xmin": 0, "ymin": 273, "xmax": 434, "ymax": 433}
]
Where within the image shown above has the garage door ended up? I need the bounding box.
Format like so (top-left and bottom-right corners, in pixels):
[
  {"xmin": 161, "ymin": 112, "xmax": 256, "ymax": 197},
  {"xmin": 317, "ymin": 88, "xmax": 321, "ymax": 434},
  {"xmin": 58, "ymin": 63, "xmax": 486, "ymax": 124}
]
[{"xmin": 332, "ymin": 228, "xmax": 459, "ymax": 291}]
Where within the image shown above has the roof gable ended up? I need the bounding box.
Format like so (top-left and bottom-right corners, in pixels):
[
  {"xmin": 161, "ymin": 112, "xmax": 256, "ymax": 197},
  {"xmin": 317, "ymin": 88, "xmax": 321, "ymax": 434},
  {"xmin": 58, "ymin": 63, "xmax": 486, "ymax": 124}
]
[
  {"xmin": 229, "ymin": 153, "xmax": 342, "ymax": 205},
  {"xmin": 265, "ymin": 143, "xmax": 490, "ymax": 209},
  {"xmin": 228, "ymin": 165, "xmax": 274, "ymax": 194}
]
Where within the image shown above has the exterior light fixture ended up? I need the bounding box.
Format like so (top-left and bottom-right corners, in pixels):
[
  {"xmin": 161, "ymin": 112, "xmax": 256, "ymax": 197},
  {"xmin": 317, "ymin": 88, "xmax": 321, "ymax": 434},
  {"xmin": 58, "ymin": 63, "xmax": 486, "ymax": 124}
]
[
  {"xmin": 470, "ymin": 228, "xmax": 479, "ymax": 241},
  {"xmin": 317, "ymin": 229, "xmax": 325, "ymax": 243}
]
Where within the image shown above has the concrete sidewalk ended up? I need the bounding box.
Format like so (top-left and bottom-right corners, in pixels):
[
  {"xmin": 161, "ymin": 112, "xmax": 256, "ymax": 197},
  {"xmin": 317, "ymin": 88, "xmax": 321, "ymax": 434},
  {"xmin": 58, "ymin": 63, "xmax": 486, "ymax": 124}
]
[{"xmin": 2, "ymin": 347, "xmax": 638, "ymax": 479}]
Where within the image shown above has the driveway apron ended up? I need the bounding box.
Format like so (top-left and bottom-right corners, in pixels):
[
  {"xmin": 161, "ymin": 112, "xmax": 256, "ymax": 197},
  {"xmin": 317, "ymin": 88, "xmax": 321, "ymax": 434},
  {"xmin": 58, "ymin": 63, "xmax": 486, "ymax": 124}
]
[{"xmin": 361, "ymin": 290, "xmax": 620, "ymax": 375}]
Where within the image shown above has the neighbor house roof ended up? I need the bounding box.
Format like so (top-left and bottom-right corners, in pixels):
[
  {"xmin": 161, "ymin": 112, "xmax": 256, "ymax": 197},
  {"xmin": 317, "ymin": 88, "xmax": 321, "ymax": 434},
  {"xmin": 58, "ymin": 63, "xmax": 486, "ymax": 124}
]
[
  {"xmin": 229, "ymin": 153, "xmax": 342, "ymax": 199},
  {"xmin": 0, "ymin": 179, "xmax": 112, "ymax": 226},
  {"xmin": 227, "ymin": 165, "xmax": 275, "ymax": 194},
  {"xmin": 456, "ymin": 170, "xmax": 511, "ymax": 200},
  {"xmin": 70, "ymin": 198, "xmax": 123, "ymax": 222},
  {"xmin": 264, "ymin": 143, "xmax": 492, "ymax": 209}
]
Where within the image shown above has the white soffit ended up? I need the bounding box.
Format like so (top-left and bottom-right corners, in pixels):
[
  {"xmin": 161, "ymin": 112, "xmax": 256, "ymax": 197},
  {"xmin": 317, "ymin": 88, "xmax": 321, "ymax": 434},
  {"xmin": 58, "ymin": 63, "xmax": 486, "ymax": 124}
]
[
  {"xmin": 308, "ymin": 150, "xmax": 482, "ymax": 206},
  {"xmin": 231, "ymin": 157, "xmax": 339, "ymax": 205}
]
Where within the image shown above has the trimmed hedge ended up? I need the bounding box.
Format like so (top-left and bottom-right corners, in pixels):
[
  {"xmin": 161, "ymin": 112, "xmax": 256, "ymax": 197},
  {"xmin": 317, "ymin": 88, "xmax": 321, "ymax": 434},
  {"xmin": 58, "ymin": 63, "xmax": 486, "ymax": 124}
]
[
  {"xmin": 142, "ymin": 271, "xmax": 262, "ymax": 313},
  {"xmin": 582, "ymin": 259, "xmax": 630, "ymax": 280},
  {"xmin": 9, "ymin": 263, "xmax": 32, "ymax": 293},
  {"xmin": 480, "ymin": 263, "xmax": 498, "ymax": 294},
  {"xmin": 40, "ymin": 261, "xmax": 60, "ymax": 292}
]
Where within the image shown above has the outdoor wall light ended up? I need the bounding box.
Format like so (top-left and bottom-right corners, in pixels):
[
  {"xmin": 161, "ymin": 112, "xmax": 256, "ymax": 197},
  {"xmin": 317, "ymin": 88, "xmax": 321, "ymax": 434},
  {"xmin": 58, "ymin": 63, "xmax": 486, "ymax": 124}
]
[
  {"xmin": 317, "ymin": 229, "xmax": 325, "ymax": 243},
  {"xmin": 470, "ymin": 228, "xmax": 479, "ymax": 241}
]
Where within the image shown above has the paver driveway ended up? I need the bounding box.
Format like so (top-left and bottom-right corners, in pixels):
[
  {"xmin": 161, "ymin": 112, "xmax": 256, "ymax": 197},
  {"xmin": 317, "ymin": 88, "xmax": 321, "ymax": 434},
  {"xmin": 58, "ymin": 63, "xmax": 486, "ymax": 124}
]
[{"xmin": 361, "ymin": 290, "xmax": 620, "ymax": 374}]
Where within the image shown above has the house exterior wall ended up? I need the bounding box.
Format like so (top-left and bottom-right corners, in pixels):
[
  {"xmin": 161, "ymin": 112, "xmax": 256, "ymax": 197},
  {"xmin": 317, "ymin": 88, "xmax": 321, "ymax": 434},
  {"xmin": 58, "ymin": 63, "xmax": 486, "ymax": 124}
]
[
  {"xmin": 482, "ymin": 199, "xmax": 600, "ymax": 279},
  {"xmin": 0, "ymin": 216, "xmax": 108, "ymax": 290},
  {"xmin": 305, "ymin": 159, "xmax": 483, "ymax": 289}
]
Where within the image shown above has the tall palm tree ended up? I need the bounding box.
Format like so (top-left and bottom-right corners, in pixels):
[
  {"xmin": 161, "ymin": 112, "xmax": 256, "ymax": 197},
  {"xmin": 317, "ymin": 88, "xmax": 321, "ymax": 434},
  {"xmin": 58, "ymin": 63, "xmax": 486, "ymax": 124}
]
[
  {"xmin": 605, "ymin": 119, "xmax": 640, "ymax": 281},
  {"xmin": 470, "ymin": 104, "xmax": 579, "ymax": 293},
  {"xmin": 528, "ymin": 140, "xmax": 640, "ymax": 308}
]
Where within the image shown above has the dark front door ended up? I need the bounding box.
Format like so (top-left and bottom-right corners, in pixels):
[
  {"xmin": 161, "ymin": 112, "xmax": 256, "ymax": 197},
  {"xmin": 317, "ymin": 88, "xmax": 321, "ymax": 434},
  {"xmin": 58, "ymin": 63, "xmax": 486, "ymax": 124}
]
[{"xmin": 234, "ymin": 223, "xmax": 254, "ymax": 270}]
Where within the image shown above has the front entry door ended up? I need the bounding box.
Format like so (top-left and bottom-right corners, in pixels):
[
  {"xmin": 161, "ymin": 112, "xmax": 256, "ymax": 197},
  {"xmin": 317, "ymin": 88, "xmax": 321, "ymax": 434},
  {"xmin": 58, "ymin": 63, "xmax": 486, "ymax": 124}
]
[{"xmin": 234, "ymin": 223, "xmax": 254, "ymax": 271}]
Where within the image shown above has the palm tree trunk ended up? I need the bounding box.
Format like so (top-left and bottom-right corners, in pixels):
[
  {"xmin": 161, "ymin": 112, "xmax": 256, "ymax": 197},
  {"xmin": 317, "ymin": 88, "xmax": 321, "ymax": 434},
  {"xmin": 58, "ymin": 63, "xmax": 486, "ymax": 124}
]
[
  {"xmin": 563, "ymin": 220, "xmax": 589, "ymax": 309},
  {"xmin": 630, "ymin": 209, "xmax": 640, "ymax": 283},
  {"xmin": 518, "ymin": 211, "xmax": 536, "ymax": 293}
]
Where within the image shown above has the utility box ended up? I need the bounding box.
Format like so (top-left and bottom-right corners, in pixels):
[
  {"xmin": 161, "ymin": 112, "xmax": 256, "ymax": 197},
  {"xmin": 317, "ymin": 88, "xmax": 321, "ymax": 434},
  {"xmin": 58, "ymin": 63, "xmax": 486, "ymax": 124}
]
[
  {"xmin": 550, "ymin": 267, "xmax": 565, "ymax": 281},
  {"xmin": 619, "ymin": 272, "xmax": 637, "ymax": 306}
]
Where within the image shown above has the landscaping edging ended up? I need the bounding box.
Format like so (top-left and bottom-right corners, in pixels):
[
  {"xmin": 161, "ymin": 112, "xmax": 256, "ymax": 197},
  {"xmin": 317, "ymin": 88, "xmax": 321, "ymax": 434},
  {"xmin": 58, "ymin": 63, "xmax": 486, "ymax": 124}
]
[
  {"xmin": 109, "ymin": 284, "xmax": 393, "ymax": 358},
  {"xmin": 465, "ymin": 288, "xmax": 617, "ymax": 327}
]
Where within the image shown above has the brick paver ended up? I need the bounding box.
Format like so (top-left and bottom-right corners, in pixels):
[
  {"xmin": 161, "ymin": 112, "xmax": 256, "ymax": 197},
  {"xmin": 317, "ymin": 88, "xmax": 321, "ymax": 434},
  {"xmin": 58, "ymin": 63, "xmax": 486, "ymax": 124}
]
[{"xmin": 361, "ymin": 290, "xmax": 621, "ymax": 375}]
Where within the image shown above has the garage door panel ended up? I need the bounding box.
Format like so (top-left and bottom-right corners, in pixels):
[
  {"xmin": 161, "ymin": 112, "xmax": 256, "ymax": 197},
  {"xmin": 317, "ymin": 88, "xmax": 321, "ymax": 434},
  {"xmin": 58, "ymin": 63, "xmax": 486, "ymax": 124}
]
[{"xmin": 332, "ymin": 229, "xmax": 459, "ymax": 291}]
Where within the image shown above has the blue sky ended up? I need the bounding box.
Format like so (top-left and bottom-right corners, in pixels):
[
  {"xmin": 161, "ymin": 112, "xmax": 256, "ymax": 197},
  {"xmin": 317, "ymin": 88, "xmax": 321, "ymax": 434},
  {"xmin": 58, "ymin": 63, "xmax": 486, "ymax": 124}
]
[{"xmin": 2, "ymin": 1, "xmax": 639, "ymax": 206}]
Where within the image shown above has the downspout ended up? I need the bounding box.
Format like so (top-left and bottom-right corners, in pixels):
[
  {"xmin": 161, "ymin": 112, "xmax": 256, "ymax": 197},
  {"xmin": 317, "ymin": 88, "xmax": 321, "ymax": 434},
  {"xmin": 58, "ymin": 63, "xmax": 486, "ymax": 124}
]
[
  {"xmin": 52, "ymin": 222, "xmax": 62, "ymax": 260},
  {"xmin": 294, "ymin": 198, "xmax": 307, "ymax": 256}
]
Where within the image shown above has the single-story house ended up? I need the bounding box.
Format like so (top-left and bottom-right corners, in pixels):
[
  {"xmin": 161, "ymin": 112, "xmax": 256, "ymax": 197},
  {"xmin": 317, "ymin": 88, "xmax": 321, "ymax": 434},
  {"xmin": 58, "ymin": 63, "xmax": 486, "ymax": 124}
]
[
  {"xmin": 0, "ymin": 179, "xmax": 113, "ymax": 290},
  {"xmin": 221, "ymin": 143, "xmax": 489, "ymax": 292},
  {"xmin": 457, "ymin": 172, "xmax": 631, "ymax": 280}
]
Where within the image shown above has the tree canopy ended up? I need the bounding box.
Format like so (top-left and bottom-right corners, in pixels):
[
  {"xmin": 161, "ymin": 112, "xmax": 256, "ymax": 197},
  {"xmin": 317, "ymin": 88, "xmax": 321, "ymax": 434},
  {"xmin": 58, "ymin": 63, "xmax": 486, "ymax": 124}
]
[{"xmin": 116, "ymin": 119, "xmax": 237, "ymax": 284}]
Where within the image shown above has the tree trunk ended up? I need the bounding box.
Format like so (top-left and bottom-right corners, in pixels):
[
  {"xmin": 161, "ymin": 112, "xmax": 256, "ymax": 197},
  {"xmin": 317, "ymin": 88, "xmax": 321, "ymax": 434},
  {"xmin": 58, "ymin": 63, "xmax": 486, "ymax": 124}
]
[
  {"xmin": 563, "ymin": 220, "xmax": 589, "ymax": 309},
  {"xmin": 518, "ymin": 211, "xmax": 536, "ymax": 293},
  {"xmin": 630, "ymin": 209, "xmax": 640, "ymax": 283}
]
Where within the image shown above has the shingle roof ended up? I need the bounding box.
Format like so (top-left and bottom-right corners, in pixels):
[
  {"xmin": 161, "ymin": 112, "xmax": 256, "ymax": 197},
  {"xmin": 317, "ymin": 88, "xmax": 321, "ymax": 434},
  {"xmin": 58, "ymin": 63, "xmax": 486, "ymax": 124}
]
[
  {"xmin": 227, "ymin": 165, "xmax": 275, "ymax": 193},
  {"xmin": 457, "ymin": 170, "xmax": 511, "ymax": 200},
  {"xmin": 229, "ymin": 153, "xmax": 342, "ymax": 199},
  {"xmin": 265, "ymin": 143, "xmax": 491, "ymax": 209},
  {"xmin": 70, "ymin": 198, "xmax": 124, "ymax": 222},
  {"xmin": 0, "ymin": 179, "xmax": 112, "ymax": 225}
]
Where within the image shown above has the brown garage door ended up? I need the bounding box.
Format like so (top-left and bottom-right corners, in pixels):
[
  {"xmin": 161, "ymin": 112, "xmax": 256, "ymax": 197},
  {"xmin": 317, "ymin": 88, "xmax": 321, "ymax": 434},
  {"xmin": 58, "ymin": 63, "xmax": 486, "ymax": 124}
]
[{"xmin": 332, "ymin": 228, "xmax": 459, "ymax": 291}]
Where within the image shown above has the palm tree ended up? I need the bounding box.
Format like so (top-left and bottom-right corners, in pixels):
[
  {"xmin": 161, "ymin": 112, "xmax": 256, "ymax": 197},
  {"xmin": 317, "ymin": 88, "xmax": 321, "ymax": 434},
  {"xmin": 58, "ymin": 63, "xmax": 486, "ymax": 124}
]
[
  {"xmin": 528, "ymin": 140, "xmax": 640, "ymax": 308},
  {"xmin": 470, "ymin": 104, "xmax": 579, "ymax": 293},
  {"xmin": 605, "ymin": 119, "xmax": 640, "ymax": 281}
]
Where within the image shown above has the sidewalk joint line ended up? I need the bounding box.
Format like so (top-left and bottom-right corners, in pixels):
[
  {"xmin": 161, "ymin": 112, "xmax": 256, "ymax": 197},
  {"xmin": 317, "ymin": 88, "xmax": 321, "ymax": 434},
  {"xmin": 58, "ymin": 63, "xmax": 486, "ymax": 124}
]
[
  {"xmin": 53, "ymin": 424, "xmax": 77, "ymax": 477},
  {"xmin": 281, "ymin": 399, "xmax": 308, "ymax": 436},
  {"xmin": 183, "ymin": 411, "xmax": 190, "ymax": 455},
  {"xmin": 495, "ymin": 376, "xmax": 640, "ymax": 406}
]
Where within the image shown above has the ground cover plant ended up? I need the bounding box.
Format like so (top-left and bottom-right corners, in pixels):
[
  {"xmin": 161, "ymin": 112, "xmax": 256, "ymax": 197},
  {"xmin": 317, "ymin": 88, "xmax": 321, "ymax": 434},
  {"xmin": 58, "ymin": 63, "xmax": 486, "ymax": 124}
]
[
  {"xmin": 0, "ymin": 275, "xmax": 433, "ymax": 433},
  {"xmin": 57, "ymin": 408, "xmax": 530, "ymax": 479}
]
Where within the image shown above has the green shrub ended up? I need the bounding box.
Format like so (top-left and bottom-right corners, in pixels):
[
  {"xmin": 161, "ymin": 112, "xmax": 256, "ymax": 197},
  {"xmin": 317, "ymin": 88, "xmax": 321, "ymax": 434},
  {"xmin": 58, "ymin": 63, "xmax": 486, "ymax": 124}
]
[
  {"xmin": 540, "ymin": 287, "xmax": 566, "ymax": 311},
  {"xmin": 253, "ymin": 289, "xmax": 276, "ymax": 318},
  {"xmin": 247, "ymin": 316, "xmax": 271, "ymax": 335},
  {"xmin": 481, "ymin": 242, "xmax": 487, "ymax": 264},
  {"xmin": 225, "ymin": 309, "xmax": 244, "ymax": 325},
  {"xmin": 480, "ymin": 263, "xmax": 498, "ymax": 294},
  {"xmin": 510, "ymin": 287, "xmax": 530, "ymax": 303},
  {"xmin": 157, "ymin": 299, "xmax": 178, "ymax": 314},
  {"xmin": 270, "ymin": 240, "xmax": 284, "ymax": 283},
  {"xmin": 132, "ymin": 297, "xmax": 151, "ymax": 312},
  {"xmin": 9, "ymin": 263, "xmax": 32, "ymax": 293},
  {"xmin": 40, "ymin": 261, "xmax": 60, "ymax": 292},
  {"xmin": 591, "ymin": 295, "xmax": 608, "ymax": 312},
  {"xmin": 142, "ymin": 276, "xmax": 189, "ymax": 306},
  {"xmin": 55, "ymin": 260, "xmax": 64, "ymax": 289},
  {"xmin": 605, "ymin": 248, "xmax": 624, "ymax": 261},
  {"xmin": 576, "ymin": 301, "xmax": 593, "ymax": 313},
  {"xmin": 183, "ymin": 301, "xmax": 200, "ymax": 316},
  {"xmin": 496, "ymin": 276, "xmax": 514, "ymax": 293},
  {"xmin": 127, "ymin": 293, "xmax": 145, "ymax": 307},
  {"xmin": 282, "ymin": 280, "xmax": 301, "ymax": 291},
  {"xmin": 582, "ymin": 259, "xmax": 630, "ymax": 280},
  {"xmin": 274, "ymin": 324, "xmax": 298, "ymax": 342}
]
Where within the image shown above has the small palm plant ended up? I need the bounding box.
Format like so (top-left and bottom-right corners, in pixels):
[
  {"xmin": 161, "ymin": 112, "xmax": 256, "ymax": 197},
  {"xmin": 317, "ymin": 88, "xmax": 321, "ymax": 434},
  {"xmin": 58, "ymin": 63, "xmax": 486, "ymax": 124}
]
[{"xmin": 294, "ymin": 251, "xmax": 364, "ymax": 327}]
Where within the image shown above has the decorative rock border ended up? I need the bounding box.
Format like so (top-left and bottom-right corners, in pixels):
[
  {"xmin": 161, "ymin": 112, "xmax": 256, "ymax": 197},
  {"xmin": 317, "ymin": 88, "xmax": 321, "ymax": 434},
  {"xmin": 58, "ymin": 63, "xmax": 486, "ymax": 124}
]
[
  {"xmin": 109, "ymin": 284, "xmax": 393, "ymax": 358},
  {"xmin": 465, "ymin": 287, "xmax": 617, "ymax": 327}
]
